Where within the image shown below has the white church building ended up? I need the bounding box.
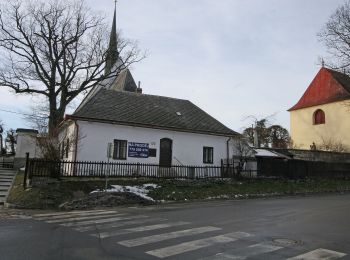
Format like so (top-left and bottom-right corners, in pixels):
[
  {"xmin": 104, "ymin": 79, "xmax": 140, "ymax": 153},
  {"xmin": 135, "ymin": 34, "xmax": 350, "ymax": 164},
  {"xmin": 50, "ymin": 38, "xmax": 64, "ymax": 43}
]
[{"xmin": 57, "ymin": 6, "xmax": 240, "ymax": 167}]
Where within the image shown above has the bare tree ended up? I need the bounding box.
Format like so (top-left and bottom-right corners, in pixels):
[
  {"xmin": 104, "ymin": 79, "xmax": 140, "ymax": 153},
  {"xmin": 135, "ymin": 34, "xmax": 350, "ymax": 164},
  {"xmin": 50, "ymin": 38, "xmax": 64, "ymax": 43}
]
[
  {"xmin": 0, "ymin": 0, "xmax": 144, "ymax": 135},
  {"xmin": 318, "ymin": 1, "xmax": 350, "ymax": 71},
  {"xmin": 267, "ymin": 125, "xmax": 290, "ymax": 149},
  {"xmin": 5, "ymin": 129, "xmax": 16, "ymax": 155},
  {"xmin": 24, "ymin": 103, "xmax": 50, "ymax": 134},
  {"xmin": 242, "ymin": 115, "xmax": 290, "ymax": 148},
  {"xmin": 319, "ymin": 137, "xmax": 348, "ymax": 153},
  {"xmin": 232, "ymin": 136, "xmax": 254, "ymax": 177},
  {"xmin": 233, "ymin": 137, "xmax": 254, "ymax": 159},
  {"xmin": 242, "ymin": 118, "xmax": 270, "ymax": 147}
]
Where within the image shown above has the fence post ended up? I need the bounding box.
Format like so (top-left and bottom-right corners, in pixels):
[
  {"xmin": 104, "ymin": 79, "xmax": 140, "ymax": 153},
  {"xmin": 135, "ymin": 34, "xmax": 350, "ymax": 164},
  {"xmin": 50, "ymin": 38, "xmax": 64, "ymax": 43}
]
[
  {"xmin": 23, "ymin": 153, "xmax": 29, "ymax": 190},
  {"xmin": 220, "ymin": 159, "xmax": 224, "ymax": 178}
]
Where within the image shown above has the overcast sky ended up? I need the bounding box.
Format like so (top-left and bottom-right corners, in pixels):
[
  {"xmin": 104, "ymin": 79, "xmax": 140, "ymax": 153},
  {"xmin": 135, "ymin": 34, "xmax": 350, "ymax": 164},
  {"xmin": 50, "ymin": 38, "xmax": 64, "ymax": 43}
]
[{"xmin": 0, "ymin": 0, "xmax": 345, "ymax": 133}]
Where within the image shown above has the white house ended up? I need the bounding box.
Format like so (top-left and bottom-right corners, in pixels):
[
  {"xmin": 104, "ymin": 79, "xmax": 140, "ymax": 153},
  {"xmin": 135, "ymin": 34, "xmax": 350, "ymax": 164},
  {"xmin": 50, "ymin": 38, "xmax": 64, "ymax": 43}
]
[{"xmin": 59, "ymin": 89, "xmax": 239, "ymax": 167}]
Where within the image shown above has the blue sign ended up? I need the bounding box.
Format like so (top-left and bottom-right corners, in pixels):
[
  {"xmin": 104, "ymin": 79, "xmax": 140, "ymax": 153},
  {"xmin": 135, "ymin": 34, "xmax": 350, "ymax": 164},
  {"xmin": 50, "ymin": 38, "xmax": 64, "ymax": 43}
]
[{"xmin": 128, "ymin": 142, "xmax": 149, "ymax": 158}]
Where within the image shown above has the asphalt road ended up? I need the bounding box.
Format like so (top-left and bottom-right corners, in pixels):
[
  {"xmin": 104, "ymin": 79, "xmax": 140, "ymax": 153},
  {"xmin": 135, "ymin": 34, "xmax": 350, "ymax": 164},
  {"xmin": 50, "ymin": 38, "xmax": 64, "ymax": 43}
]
[{"xmin": 0, "ymin": 194, "xmax": 350, "ymax": 260}]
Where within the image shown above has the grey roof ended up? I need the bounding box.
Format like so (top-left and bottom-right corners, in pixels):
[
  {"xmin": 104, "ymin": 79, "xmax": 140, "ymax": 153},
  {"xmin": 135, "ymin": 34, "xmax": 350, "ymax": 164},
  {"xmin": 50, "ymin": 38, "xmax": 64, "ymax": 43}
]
[
  {"xmin": 75, "ymin": 67, "xmax": 135, "ymax": 113},
  {"xmin": 16, "ymin": 128, "xmax": 38, "ymax": 134},
  {"xmin": 110, "ymin": 69, "xmax": 137, "ymax": 92},
  {"xmin": 72, "ymin": 89, "xmax": 238, "ymax": 136}
]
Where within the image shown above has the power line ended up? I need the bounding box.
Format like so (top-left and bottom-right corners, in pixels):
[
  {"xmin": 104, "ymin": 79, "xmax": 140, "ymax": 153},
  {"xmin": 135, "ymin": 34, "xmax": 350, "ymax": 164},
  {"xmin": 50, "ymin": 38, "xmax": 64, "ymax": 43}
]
[{"xmin": 0, "ymin": 108, "xmax": 48, "ymax": 118}]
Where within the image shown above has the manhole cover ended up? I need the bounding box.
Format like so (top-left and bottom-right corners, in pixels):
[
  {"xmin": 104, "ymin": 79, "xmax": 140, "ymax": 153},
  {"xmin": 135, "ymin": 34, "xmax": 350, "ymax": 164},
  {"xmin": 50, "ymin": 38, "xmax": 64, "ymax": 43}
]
[{"xmin": 272, "ymin": 238, "xmax": 301, "ymax": 246}]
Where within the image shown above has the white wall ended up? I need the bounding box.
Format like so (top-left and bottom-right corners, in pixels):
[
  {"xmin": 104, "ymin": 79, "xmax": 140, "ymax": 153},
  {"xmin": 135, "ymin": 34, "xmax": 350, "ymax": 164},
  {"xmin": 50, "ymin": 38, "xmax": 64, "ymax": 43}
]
[
  {"xmin": 75, "ymin": 120, "xmax": 235, "ymax": 166},
  {"xmin": 15, "ymin": 132, "xmax": 39, "ymax": 159},
  {"xmin": 58, "ymin": 121, "xmax": 76, "ymax": 161}
]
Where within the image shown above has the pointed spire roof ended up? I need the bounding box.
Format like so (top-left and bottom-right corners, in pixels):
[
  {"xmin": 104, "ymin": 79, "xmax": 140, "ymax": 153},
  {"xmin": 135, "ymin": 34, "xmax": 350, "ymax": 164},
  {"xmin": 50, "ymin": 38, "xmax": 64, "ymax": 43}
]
[
  {"xmin": 105, "ymin": 4, "xmax": 119, "ymax": 75},
  {"xmin": 288, "ymin": 67, "xmax": 350, "ymax": 111}
]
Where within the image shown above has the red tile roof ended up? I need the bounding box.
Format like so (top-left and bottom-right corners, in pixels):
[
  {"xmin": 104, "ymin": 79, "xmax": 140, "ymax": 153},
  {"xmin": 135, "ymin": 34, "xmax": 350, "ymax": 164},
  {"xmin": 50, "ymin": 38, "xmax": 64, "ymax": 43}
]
[{"xmin": 288, "ymin": 67, "xmax": 350, "ymax": 111}]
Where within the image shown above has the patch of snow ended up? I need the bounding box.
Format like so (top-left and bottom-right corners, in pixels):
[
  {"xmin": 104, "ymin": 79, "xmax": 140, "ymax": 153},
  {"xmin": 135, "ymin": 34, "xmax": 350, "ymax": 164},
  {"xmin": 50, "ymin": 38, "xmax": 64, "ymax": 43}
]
[
  {"xmin": 90, "ymin": 183, "xmax": 160, "ymax": 202},
  {"xmin": 143, "ymin": 183, "xmax": 158, "ymax": 189},
  {"xmin": 206, "ymin": 195, "xmax": 230, "ymax": 200},
  {"xmin": 20, "ymin": 167, "xmax": 25, "ymax": 171}
]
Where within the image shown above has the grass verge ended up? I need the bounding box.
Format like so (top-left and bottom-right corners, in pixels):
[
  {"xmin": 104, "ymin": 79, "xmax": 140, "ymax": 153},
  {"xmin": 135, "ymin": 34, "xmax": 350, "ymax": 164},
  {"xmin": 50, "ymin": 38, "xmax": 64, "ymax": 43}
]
[{"xmin": 7, "ymin": 172, "xmax": 350, "ymax": 209}]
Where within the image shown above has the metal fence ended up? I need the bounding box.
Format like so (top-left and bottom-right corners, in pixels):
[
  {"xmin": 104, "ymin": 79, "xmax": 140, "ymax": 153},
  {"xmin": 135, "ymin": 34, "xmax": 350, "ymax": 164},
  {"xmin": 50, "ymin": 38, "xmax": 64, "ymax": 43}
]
[
  {"xmin": 257, "ymin": 158, "xmax": 350, "ymax": 179},
  {"xmin": 0, "ymin": 157, "xmax": 14, "ymax": 169},
  {"xmin": 25, "ymin": 159, "xmax": 246, "ymax": 186}
]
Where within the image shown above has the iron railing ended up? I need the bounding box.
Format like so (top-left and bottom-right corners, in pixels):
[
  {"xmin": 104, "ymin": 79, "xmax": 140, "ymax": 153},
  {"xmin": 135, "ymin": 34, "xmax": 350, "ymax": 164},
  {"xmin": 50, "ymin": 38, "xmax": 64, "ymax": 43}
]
[
  {"xmin": 26, "ymin": 159, "xmax": 240, "ymax": 181},
  {"xmin": 0, "ymin": 158, "xmax": 14, "ymax": 169}
]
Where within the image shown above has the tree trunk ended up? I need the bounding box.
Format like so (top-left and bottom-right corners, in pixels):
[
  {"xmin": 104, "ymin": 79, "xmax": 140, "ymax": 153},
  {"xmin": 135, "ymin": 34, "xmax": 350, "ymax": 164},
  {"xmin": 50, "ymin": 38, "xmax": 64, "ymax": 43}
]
[{"xmin": 48, "ymin": 100, "xmax": 65, "ymax": 137}]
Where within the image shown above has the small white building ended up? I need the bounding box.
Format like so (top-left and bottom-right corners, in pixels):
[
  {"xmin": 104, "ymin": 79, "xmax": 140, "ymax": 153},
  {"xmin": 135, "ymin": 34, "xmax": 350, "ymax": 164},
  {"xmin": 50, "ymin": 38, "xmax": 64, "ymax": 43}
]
[
  {"xmin": 14, "ymin": 129, "xmax": 40, "ymax": 168},
  {"xmin": 59, "ymin": 89, "xmax": 239, "ymax": 167}
]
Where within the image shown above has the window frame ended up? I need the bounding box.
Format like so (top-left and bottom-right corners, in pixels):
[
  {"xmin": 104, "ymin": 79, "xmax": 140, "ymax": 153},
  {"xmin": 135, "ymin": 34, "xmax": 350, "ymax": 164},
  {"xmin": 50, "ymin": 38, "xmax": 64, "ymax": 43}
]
[
  {"xmin": 113, "ymin": 139, "xmax": 128, "ymax": 160},
  {"xmin": 203, "ymin": 146, "xmax": 214, "ymax": 164},
  {"xmin": 313, "ymin": 109, "xmax": 325, "ymax": 125},
  {"xmin": 65, "ymin": 138, "xmax": 70, "ymax": 159}
]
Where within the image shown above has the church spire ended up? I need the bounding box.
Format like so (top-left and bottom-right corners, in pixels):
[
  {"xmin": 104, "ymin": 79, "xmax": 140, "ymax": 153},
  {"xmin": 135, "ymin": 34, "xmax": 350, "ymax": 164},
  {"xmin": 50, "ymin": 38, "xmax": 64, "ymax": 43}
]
[{"xmin": 105, "ymin": 1, "xmax": 119, "ymax": 75}]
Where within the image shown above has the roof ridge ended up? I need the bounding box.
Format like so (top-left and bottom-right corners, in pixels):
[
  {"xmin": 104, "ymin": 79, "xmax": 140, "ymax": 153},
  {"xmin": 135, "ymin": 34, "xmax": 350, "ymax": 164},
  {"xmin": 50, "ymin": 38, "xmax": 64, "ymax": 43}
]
[{"xmin": 100, "ymin": 88, "xmax": 191, "ymax": 102}]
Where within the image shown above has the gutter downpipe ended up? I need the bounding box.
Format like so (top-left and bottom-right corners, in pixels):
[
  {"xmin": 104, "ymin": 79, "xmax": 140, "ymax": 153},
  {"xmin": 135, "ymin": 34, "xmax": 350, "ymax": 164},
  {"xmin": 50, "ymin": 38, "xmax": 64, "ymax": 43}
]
[
  {"xmin": 226, "ymin": 137, "xmax": 232, "ymax": 175},
  {"xmin": 73, "ymin": 120, "xmax": 79, "ymax": 176},
  {"xmin": 73, "ymin": 120, "xmax": 79, "ymax": 162}
]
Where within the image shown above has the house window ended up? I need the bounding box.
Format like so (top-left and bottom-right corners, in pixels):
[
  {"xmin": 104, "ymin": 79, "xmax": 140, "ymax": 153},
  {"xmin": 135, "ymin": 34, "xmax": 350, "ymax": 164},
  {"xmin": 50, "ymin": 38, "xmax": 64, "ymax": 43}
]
[
  {"xmin": 313, "ymin": 109, "xmax": 325, "ymax": 125},
  {"xmin": 113, "ymin": 139, "xmax": 127, "ymax": 160},
  {"xmin": 149, "ymin": 148, "xmax": 157, "ymax": 157},
  {"xmin": 60, "ymin": 141, "xmax": 65, "ymax": 159},
  {"xmin": 203, "ymin": 147, "xmax": 214, "ymax": 164},
  {"xmin": 65, "ymin": 138, "xmax": 69, "ymax": 159}
]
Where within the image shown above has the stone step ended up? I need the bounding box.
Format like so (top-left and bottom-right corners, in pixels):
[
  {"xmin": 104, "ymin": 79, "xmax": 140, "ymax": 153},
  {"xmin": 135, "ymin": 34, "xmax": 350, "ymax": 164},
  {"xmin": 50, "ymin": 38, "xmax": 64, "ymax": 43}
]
[
  {"xmin": 0, "ymin": 193, "xmax": 7, "ymax": 197},
  {"xmin": 0, "ymin": 179, "xmax": 13, "ymax": 183},
  {"xmin": 0, "ymin": 181, "xmax": 12, "ymax": 187},
  {"xmin": 0, "ymin": 182, "xmax": 12, "ymax": 185}
]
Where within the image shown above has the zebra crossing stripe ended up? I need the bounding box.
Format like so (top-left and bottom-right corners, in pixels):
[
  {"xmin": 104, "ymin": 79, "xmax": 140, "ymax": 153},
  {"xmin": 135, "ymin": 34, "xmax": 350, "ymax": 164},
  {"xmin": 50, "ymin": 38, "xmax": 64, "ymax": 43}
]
[
  {"xmin": 45, "ymin": 213, "xmax": 124, "ymax": 223},
  {"xmin": 202, "ymin": 242, "xmax": 282, "ymax": 260},
  {"xmin": 118, "ymin": 226, "xmax": 221, "ymax": 247},
  {"xmin": 146, "ymin": 231, "xmax": 253, "ymax": 258},
  {"xmin": 35, "ymin": 210, "xmax": 119, "ymax": 220},
  {"xmin": 91, "ymin": 221, "xmax": 190, "ymax": 239},
  {"xmin": 33, "ymin": 210, "xmax": 110, "ymax": 218},
  {"xmin": 61, "ymin": 215, "xmax": 147, "ymax": 227},
  {"xmin": 287, "ymin": 248, "xmax": 346, "ymax": 260},
  {"xmin": 74, "ymin": 217, "xmax": 167, "ymax": 232}
]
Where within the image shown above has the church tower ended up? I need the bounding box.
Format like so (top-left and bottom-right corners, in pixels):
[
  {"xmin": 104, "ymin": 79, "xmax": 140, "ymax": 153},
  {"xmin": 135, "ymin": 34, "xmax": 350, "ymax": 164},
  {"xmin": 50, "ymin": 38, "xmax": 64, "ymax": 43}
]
[
  {"xmin": 103, "ymin": 1, "xmax": 138, "ymax": 93},
  {"xmin": 105, "ymin": 3, "xmax": 119, "ymax": 75},
  {"xmin": 75, "ymin": 2, "xmax": 140, "ymax": 113}
]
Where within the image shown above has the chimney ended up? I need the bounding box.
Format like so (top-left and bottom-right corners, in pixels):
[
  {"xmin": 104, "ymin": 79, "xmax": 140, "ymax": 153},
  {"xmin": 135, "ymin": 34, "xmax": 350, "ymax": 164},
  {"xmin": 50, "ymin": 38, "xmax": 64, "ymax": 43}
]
[{"xmin": 136, "ymin": 81, "xmax": 143, "ymax": 94}]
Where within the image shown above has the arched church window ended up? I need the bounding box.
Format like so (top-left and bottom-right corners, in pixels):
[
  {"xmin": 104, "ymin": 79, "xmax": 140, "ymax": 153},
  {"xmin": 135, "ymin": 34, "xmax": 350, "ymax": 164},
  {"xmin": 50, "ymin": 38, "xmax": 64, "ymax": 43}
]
[{"xmin": 313, "ymin": 109, "xmax": 325, "ymax": 125}]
